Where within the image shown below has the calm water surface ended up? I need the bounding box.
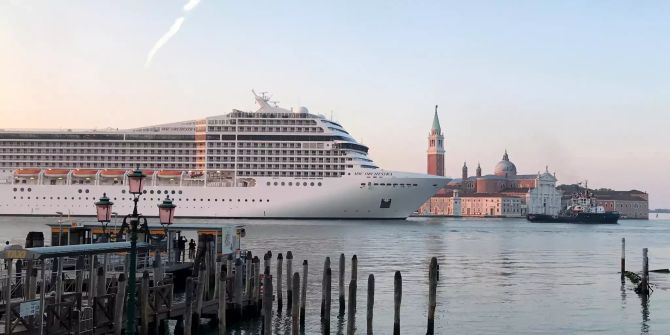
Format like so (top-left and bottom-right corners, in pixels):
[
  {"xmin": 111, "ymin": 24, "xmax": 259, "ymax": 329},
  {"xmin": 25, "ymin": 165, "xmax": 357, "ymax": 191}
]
[{"xmin": 1, "ymin": 215, "xmax": 669, "ymax": 334}]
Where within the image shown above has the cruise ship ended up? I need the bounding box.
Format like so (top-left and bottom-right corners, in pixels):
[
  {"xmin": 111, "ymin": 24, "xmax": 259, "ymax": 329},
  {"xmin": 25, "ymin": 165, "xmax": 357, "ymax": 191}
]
[{"xmin": 0, "ymin": 92, "xmax": 449, "ymax": 219}]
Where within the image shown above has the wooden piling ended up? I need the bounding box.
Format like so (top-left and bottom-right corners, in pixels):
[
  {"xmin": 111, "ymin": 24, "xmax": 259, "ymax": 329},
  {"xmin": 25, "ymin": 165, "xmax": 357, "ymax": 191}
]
[
  {"xmin": 427, "ymin": 257, "xmax": 438, "ymax": 335},
  {"xmin": 301, "ymin": 260, "xmax": 308, "ymax": 326},
  {"xmin": 88, "ymin": 254, "xmax": 96, "ymax": 304},
  {"xmin": 196, "ymin": 263, "xmax": 207, "ymax": 323},
  {"xmin": 184, "ymin": 277, "xmax": 194, "ymax": 335},
  {"xmin": 641, "ymin": 248, "xmax": 649, "ymax": 295},
  {"xmin": 621, "ymin": 238, "xmax": 625, "ymax": 281},
  {"xmin": 351, "ymin": 254, "xmax": 358, "ymax": 281},
  {"xmin": 346, "ymin": 279, "xmax": 357, "ymax": 335},
  {"xmin": 218, "ymin": 265, "xmax": 227, "ymax": 335},
  {"xmin": 97, "ymin": 266, "xmax": 106, "ymax": 296},
  {"xmin": 56, "ymin": 256, "xmax": 64, "ymax": 305},
  {"xmin": 324, "ymin": 267, "xmax": 332, "ymax": 334},
  {"xmin": 367, "ymin": 274, "xmax": 374, "ymax": 335},
  {"xmin": 277, "ymin": 253, "xmax": 284, "ymax": 311},
  {"xmin": 113, "ymin": 273, "xmax": 127, "ymax": 335},
  {"xmin": 245, "ymin": 250, "xmax": 253, "ymax": 299},
  {"xmin": 140, "ymin": 271, "xmax": 150, "ymax": 335},
  {"xmin": 321, "ymin": 256, "xmax": 330, "ymax": 319},
  {"xmin": 291, "ymin": 272, "xmax": 300, "ymax": 335},
  {"xmin": 339, "ymin": 253, "xmax": 346, "ymax": 315},
  {"xmin": 263, "ymin": 267, "xmax": 273, "ymax": 335},
  {"xmin": 234, "ymin": 258, "xmax": 244, "ymax": 317},
  {"xmin": 286, "ymin": 251, "xmax": 294, "ymax": 309},
  {"xmin": 154, "ymin": 249, "xmax": 164, "ymax": 284},
  {"xmin": 28, "ymin": 268, "xmax": 37, "ymax": 300},
  {"xmin": 393, "ymin": 271, "xmax": 402, "ymax": 335}
]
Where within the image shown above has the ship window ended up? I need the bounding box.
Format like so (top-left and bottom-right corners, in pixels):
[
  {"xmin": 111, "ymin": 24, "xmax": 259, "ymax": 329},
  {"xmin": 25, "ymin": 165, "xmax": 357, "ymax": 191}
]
[
  {"xmin": 252, "ymin": 199, "xmax": 255, "ymax": 202},
  {"xmin": 150, "ymin": 190, "xmax": 154, "ymax": 194},
  {"xmin": 288, "ymin": 182, "xmax": 293, "ymax": 186},
  {"xmin": 318, "ymin": 182, "xmax": 322, "ymax": 186},
  {"xmin": 214, "ymin": 199, "xmax": 218, "ymax": 202},
  {"xmin": 245, "ymin": 199, "xmax": 248, "ymax": 202},
  {"xmin": 266, "ymin": 199, "xmax": 270, "ymax": 202},
  {"xmin": 20, "ymin": 188, "xmax": 24, "ymax": 192},
  {"xmin": 274, "ymin": 182, "xmax": 278, "ymax": 186},
  {"xmin": 78, "ymin": 189, "xmax": 82, "ymax": 193},
  {"xmin": 229, "ymin": 199, "xmax": 232, "ymax": 202},
  {"xmin": 85, "ymin": 189, "xmax": 89, "ymax": 193},
  {"xmin": 267, "ymin": 182, "xmax": 271, "ymax": 186},
  {"xmin": 122, "ymin": 190, "xmax": 126, "ymax": 194},
  {"xmin": 360, "ymin": 183, "xmax": 365, "ymax": 186},
  {"xmin": 171, "ymin": 190, "xmax": 175, "ymax": 194},
  {"xmin": 200, "ymin": 199, "xmax": 203, "ymax": 202},
  {"xmin": 281, "ymin": 182, "xmax": 285, "ymax": 186},
  {"xmin": 303, "ymin": 182, "xmax": 307, "ymax": 186},
  {"xmin": 143, "ymin": 190, "xmax": 147, "ymax": 194},
  {"xmin": 27, "ymin": 188, "xmax": 31, "ymax": 192},
  {"xmin": 178, "ymin": 190, "xmax": 183, "ymax": 194},
  {"xmin": 237, "ymin": 199, "xmax": 240, "ymax": 202},
  {"xmin": 57, "ymin": 197, "xmax": 60, "ymax": 200},
  {"xmin": 12, "ymin": 188, "xmax": 16, "ymax": 192},
  {"xmin": 310, "ymin": 182, "xmax": 314, "ymax": 186},
  {"xmin": 157, "ymin": 190, "xmax": 161, "ymax": 194}
]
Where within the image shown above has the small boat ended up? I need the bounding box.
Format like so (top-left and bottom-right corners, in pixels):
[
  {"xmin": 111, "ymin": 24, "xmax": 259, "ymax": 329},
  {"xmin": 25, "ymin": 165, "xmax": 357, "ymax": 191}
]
[
  {"xmin": 100, "ymin": 170, "xmax": 126, "ymax": 178},
  {"xmin": 44, "ymin": 169, "xmax": 70, "ymax": 178},
  {"xmin": 157, "ymin": 170, "xmax": 182, "ymax": 179},
  {"xmin": 14, "ymin": 168, "xmax": 41, "ymax": 177},
  {"xmin": 527, "ymin": 181, "xmax": 619, "ymax": 224},
  {"xmin": 72, "ymin": 169, "xmax": 98, "ymax": 178}
]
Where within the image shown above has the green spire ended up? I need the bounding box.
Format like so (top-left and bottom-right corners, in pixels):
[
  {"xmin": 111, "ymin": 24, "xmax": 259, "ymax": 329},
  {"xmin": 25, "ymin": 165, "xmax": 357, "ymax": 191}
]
[{"xmin": 431, "ymin": 105, "xmax": 441, "ymax": 133}]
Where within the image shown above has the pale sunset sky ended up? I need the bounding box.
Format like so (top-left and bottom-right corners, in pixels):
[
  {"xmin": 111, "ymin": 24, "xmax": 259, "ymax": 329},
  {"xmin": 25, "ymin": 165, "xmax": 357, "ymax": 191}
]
[{"xmin": 1, "ymin": 1, "xmax": 668, "ymax": 207}]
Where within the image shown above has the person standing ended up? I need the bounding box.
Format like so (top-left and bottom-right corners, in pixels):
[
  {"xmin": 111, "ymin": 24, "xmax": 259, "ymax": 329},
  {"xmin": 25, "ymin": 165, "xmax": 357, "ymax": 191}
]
[
  {"xmin": 188, "ymin": 239, "xmax": 196, "ymax": 260},
  {"xmin": 178, "ymin": 236, "xmax": 187, "ymax": 262}
]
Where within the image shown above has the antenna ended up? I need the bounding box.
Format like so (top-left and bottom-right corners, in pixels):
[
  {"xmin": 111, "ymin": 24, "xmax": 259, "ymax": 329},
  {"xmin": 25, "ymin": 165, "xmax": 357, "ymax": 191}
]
[{"xmin": 330, "ymin": 110, "xmax": 333, "ymax": 121}]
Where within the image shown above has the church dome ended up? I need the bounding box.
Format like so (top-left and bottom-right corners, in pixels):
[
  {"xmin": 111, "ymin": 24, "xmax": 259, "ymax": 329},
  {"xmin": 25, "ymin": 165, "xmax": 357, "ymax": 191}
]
[{"xmin": 494, "ymin": 150, "xmax": 517, "ymax": 177}]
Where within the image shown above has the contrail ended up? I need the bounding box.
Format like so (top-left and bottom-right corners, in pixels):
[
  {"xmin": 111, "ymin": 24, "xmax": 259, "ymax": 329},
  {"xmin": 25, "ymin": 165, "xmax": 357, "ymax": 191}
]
[{"xmin": 144, "ymin": 0, "xmax": 201, "ymax": 68}]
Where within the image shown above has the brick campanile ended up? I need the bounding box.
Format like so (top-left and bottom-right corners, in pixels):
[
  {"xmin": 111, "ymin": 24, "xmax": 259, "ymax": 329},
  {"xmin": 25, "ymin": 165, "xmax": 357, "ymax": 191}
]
[{"xmin": 427, "ymin": 105, "xmax": 445, "ymax": 176}]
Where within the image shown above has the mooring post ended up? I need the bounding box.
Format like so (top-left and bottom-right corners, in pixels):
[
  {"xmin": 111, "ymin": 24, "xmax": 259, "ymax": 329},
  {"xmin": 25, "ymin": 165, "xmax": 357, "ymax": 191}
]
[
  {"xmin": 339, "ymin": 253, "xmax": 346, "ymax": 315},
  {"xmin": 621, "ymin": 238, "xmax": 626, "ymax": 281},
  {"xmin": 140, "ymin": 271, "xmax": 150, "ymax": 335},
  {"xmin": 267, "ymin": 250, "xmax": 273, "ymax": 272},
  {"xmin": 351, "ymin": 255, "xmax": 358, "ymax": 281},
  {"xmin": 300, "ymin": 260, "xmax": 308, "ymax": 326},
  {"xmin": 641, "ymin": 248, "xmax": 649, "ymax": 294},
  {"xmin": 196, "ymin": 263, "xmax": 206, "ymax": 324},
  {"xmin": 427, "ymin": 257, "xmax": 438, "ymax": 335},
  {"xmin": 347, "ymin": 279, "xmax": 357, "ymax": 335},
  {"xmin": 218, "ymin": 264, "xmax": 227, "ymax": 335},
  {"xmin": 88, "ymin": 254, "xmax": 96, "ymax": 305},
  {"xmin": 321, "ymin": 256, "xmax": 330, "ymax": 319},
  {"xmin": 29, "ymin": 268, "xmax": 38, "ymax": 300},
  {"xmin": 4, "ymin": 257, "xmax": 12, "ymax": 335},
  {"xmin": 154, "ymin": 249, "xmax": 164, "ymax": 284},
  {"xmin": 113, "ymin": 273, "xmax": 127, "ymax": 335},
  {"xmin": 75, "ymin": 257, "xmax": 85, "ymax": 308},
  {"xmin": 291, "ymin": 272, "xmax": 300, "ymax": 335},
  {"xmin": 234, "ymin": 258, "xmax": 243, "ymax": 318},
  {"xmin": 246, "ymin": 251, "xmax": 253, "ymax": 300},
  {"xmin": 367, "ymin": 274, "xmax": 374, "ymax": 335},
  {"xmin": 324, "ymin": 267, "xmax": 332, "ymax": 334},
  {"xmin": 184, "ymin": 277, "xmax": 195, "ymax": 335},
  {"xmin": 254, "ymin": 256, "xmax": 261, "ymax": 312},
  {"xmin": 286, "ymin": 251, "xmax": 294, "ymax": 309},
  {"xmin": 24, "ymin": 260, "xmax": 33, "ymax": 299},
  {"xmin": 394, "ymin": 271, "xmax": 402, "ymax": 335},
  {"xmin": 263, "ymin": 267, "xmax": 273, "ymax": 335},
  {"xmin": 97, "ymin": 266, "xmax": 106, "ymax": 297},
  {"xmin": 277, "ymin": 253, "xmax": 284, "ymax": 311}
]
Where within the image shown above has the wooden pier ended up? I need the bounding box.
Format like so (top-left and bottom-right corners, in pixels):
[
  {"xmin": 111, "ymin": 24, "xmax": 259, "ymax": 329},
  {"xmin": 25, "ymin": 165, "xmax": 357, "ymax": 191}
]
[{"xmin": 2, "ymin": 231, "xmax": 445, "ymax": 334}]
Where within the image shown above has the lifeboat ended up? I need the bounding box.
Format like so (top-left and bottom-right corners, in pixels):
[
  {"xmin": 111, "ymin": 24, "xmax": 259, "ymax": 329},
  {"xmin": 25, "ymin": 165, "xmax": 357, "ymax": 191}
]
[
  {"xmin": 72, "ymin": 169, "xmax": 98, "ymax": 178},
  {"xmin": 141, "ymin": 170, "xmax": 155, "ymax": 176},
  {"xmin": 44, "ymin": 169, "xmax": 70, "ymax": 178},
  {"xmin": 157, "ymin": 170, "xmax": 182, "ymax": 179},
  {"xmin": 100, "ymin": 170, "xmax": 126, "ymax": 178},
  {"xmin": 189, "ymin": 171, "xmax": 204, "ymax": 178},
  {"xmin": 14, "ymin": 168, "xmax": 41, "ymax": 178}
]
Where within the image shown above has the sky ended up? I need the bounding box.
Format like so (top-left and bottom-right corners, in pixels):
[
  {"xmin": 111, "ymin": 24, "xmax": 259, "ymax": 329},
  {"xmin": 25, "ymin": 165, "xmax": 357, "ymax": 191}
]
[{"xmin": 1, "ymin": 1, "xmax": 669, "ymax": 208}]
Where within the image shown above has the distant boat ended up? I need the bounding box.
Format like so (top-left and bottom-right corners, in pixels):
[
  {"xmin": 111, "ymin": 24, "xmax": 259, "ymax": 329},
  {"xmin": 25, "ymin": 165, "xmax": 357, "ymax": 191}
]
[{"xmin": 527, "ymin": 182, "xmax": 619, "ymax": 224}]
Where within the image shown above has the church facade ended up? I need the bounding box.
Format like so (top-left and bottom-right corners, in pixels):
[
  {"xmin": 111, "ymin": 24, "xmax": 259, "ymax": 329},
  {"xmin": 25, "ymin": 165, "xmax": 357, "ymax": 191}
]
[{"xmin": 420, "ymin": 111, "xmax": 562, "ymax": 217}]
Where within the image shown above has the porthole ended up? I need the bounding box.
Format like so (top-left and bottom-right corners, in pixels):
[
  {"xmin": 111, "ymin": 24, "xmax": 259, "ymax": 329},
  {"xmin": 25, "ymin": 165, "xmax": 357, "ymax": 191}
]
[
  {"xmin": 78, "ymin": 189, "xmax": 82, "ymax": 193},
  {"xmin": 207, "ymin": 199, "xmax": 210, "ymax": 202},
  {"xmin": 50, "ymin": 197, "xmax": 53, "ymax": 200},
  {"xmin": 151, "ymin": 198, "xmax": 154, "ymax": 201},
  {"xmin": 200, "ymin": 199, "xmax": 203, "ymax": 202},
  {"xmin": 20, "ymin": 188, "xmax": 24, "ymax": 192},
  {"xmin": 85, "ymin": 189, "xmax": 89, "ymax": 193},
  {"xmin": 57, "ymin": 197, "xmax": 60, "ymax": 200},
  {"xmin": 164, "ymin": 190, "xmax": 168, "ymax": 194},
  {"xmin": 274, "ymin": 182, "xmax": 278, "ymax": 186},
  {"xmin": 303, "ymin": 182, "xmax": 307, "ymax": 186},
  {"xmin": 12, "ymin": 188, "xmax": 17, "ymax": 192},
  {"xmin": 229, "ymin": 199, "xmax": 232, "ymax": 202},
  {"xmin": 157, "ymin": 190, "xmax": 161, "ymax": 194},
  {"xmin": 71, "ymin": 197, "xmax": 74, "ymax": 200},
  {"xmin": 252, "ymin": 199, "xmax": 255, "ymax": 202},
  {"xmin": 13, "ymin": 196, "xmax": 16, "ymax": 199},
  {"xmin": 289, "ymin": 182, "xmax": 293, "ymax": 186},
  {"xmin": 27, "ymin": 188, "xmax": 31, "ymax": 192},
  {"xmin": 245, "ymin": 199, "xmax": 248, "ymax": 202},
  {"xmin": 186, "ymin": 199, "xmax": 189, "ymax": 201},
  {"xmin": 178, "ymin": 190, "xmax": 183, "ymax": 194},
  {"xmin": 281, "ymin": 182, "xmax": 285, "ymax": 186},
  {"xmin": 122, "ymin": 190, "xmax": 126, "ymax": 194},
  {"xmin": 27, "ymin": 196, "xmax": 30, "ymax": 200},
  {"xmin": 171, "ymin": 190, "xmax": 176, "ymax": 194},
  {"xmin": 267, "ymin": 182, "xmax": 271, "ymax": 186},
  {"xmin": 318, "ymin": 182, "xmax": 322, "ymax": 186},
  {"xmin": 310, "ymin": 182, "xmax": 314, "ymax": 186},
  {"xmin": 43, "ymin": 197, "xmax": 46, "ymax": 200},
  {"xmin": 266, "ymin": 199, "xmax": 270, "ymax": 202},
  {"xmin": 237, "ymin": 199, "xmax": 241, "ymax": 202},
  {"xmin": 143, "ymin": 190, "xmax": 147, "ymax": 194},
  {"xmin": 150, "ymin": 190, "xmax": 154, "ymax": 194},
  {"xmin": 214, "ymin": 199, "xmax": 218, "ymax": 202}
]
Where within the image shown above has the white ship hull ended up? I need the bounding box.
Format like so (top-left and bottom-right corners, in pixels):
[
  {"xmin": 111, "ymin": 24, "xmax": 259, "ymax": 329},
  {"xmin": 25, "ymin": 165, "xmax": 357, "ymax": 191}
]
[{"xmin": 0, "ymin": 171, "xmax": 448, "ymax": 219}]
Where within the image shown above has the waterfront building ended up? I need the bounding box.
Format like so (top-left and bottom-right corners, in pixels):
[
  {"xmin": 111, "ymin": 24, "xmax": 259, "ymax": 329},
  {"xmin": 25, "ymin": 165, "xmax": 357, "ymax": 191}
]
[
  {"xmin": 558, "ymin": 186, "xmax": 649, "ymax": 219},
  {"xmin": 0, "ymin": 92, "xmax": 448, "ymax": 219},
  {"xmin": 419, "ymin": 110, "xmax": 562, "ymax": 217},
  {"xmin": 426, "ymin": 106, "xmax": 445, "ymax": 176}
]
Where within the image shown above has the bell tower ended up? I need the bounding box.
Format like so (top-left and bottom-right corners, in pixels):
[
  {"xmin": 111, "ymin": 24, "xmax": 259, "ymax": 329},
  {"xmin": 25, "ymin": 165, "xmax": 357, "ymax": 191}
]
[{"xmin": 427, "ymin": 105, "xmax": 445, "ymax": 176}]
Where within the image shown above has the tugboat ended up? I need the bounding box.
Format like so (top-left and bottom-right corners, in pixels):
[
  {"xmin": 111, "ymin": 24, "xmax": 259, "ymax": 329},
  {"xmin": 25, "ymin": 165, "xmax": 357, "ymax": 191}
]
[{"xmin": 527, "ymin": 183, "xmax": 620, "ymax": 224}]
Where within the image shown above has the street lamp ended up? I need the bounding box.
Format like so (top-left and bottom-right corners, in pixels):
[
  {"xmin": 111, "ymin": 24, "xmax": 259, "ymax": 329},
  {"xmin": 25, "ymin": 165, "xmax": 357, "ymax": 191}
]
[
  {"xmin": 97, "ymin": 166, "xmax": 176, "ymax": 335},
  {"xmin": 94, "ymin": 193, "xmax": 113, "ymax": 242}
]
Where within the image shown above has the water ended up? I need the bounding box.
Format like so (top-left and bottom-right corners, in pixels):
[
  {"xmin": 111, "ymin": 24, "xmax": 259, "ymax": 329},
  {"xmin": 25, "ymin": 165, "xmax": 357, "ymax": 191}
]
[{"xmin": 1, "ymin": 216, "xmax": 669, "ymax": 334}]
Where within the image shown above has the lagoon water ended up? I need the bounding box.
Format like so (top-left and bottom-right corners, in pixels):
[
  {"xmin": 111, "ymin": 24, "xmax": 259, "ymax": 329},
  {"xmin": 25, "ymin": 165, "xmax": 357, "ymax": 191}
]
[{"xmin": 1, "ymin": 215, "xmax": 669, "ymax": 334}]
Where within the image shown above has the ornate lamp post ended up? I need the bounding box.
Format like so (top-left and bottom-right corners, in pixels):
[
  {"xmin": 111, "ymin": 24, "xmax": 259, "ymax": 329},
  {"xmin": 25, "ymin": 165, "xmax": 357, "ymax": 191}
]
[
  {"xmin": 94, "ymin": 193, "xmax": 113, "ymax": 242},
  {"xmin": 96, "ymin": 166, "xmax": 176, "ymax": 335}
]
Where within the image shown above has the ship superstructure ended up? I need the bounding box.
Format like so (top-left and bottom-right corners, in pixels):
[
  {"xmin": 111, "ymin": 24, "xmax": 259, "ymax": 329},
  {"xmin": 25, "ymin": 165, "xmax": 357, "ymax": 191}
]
[{"xmin": 0, "ymin": 92, "xmax": 449, "ymax": 219}]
